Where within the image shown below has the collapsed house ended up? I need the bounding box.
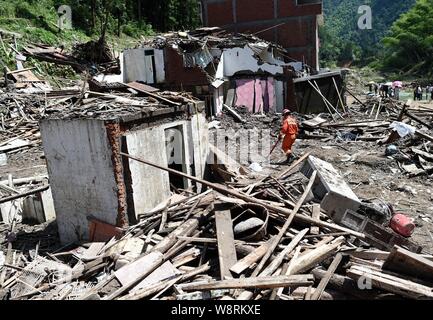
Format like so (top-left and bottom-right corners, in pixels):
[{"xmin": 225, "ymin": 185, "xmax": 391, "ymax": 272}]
[
  {"xmin": 95, "ymin": 28, "xmax": 345, "ymax": 118},
  {"xmin": 199, "ymin": 0, "xmax": 323, "ymax": 71},
  {"xmin": 39, "ymin": 93, "xmax": 208, "ymax": 244}
]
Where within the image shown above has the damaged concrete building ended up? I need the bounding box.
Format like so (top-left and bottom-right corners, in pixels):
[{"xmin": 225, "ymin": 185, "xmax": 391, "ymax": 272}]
[
  {"xmin": 96, "ymin": 28, "xmax": 345, "ymax": 118},
  {"xmin": 40, "ymin": 96, "xmax": 208, "ymax": 244}
]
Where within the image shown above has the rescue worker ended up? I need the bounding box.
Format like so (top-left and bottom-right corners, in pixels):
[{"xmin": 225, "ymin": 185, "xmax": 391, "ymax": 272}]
[{"xmin": 278, "ymin": 109, "xmax": 299, "ymax": 163}]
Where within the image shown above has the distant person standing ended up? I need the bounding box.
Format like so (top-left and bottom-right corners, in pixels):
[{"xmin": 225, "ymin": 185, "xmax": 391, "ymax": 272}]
[
  {"xmin": 426, "ymin": 86, "xmax": 430, "ymax": 100},
  {"xmin": 374, "ymin": 83, "xmax": 379, "ymax": 95},
  {"xmin": 417, "ymin": 85, "xmax": 423, "ymax": 100},
  {"xmin": 379, "ymin": 84, "xmax": 384, "ymax": 97},
  {"xmin": 384, "ymin": 85, "xmax": 390, "ymax": 98},
  {"xmin": 395, "ymin": 86, "xmax": 400, "ymax": 100}
]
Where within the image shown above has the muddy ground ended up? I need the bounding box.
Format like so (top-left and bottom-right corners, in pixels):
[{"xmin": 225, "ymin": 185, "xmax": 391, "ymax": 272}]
[{"xmin": 212, "ymin": 103, "xmax": 433, "ymax": 254}]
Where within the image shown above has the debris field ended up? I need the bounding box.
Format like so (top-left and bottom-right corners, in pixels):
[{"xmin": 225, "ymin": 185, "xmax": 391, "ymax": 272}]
[{"xmin": 0, "ymin": 29, "xmax": 433, "ymax": 301}]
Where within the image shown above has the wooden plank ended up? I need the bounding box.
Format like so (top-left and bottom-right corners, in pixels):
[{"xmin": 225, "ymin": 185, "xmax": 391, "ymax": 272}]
[
  {"xmin": 223, "ymin": 104, "xmax": 246, "ymax": 123},
  {"xmin": 181, "ymin": 275, "xmax": 314, "ymax": 291},
  {"xmin": 124, "ymin": 82, "xmax": 181, "ymax": 106},
  {"xmin": 289, "ymin": 237, "xmax": 345, "ymax": 275},
  {"xmin": 114, "ymin": 252, "xmax": 163, "ymax": 287},
  {"xmin": 215, "ymin": 208, "xmax": 237, "ymax": 279},
  {"xmin": 347, "ymin": 265, "xmax": 433, "ymax": 299},
  {"xmin": 176, "ymin": 290, "xmax": 231, "ymax": 300},
  {"xmin": 230, "ymin": 237, "xmax": 273, "ymax": 275},
  {"xmin": 310, "ymin": 204, "xmax": 321, "ymax": 235},
  {"xmin": 126, "ymin": 81, "xmax": 160, "ymax": 93},
  {"xmin": 251, "ymin": 171, "xmax": 318, "ymax": 277},
  {"xmin": 311, "ymin": 253, "xmax": 342, "ymax": 300},
  {"xmin": 383, "ymin": 246, "xmax": 433, "ymax": 281},
  {"xmin": 119, "ymin": 263, "xmax": 211, "ymax": 301},
  {"xmin": 151, "ymin": 218, "xmax": 198, "ymax": 254},
  {"xmin": 121, "ymin": 152, "xmax": 365, "ymax": 239},
  {"xmin": 259, "ymin": 228, "xmax": 309, "ymax": 277},
  {"xmin": 131, "ymin": 261, "xmax": 181, "ymax": 293}
]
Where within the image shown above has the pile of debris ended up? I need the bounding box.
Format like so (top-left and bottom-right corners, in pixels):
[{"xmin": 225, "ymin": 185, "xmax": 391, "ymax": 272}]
[
  {"xmin": 24, "ymin": 38, "xmax": 120, "ymax": 75},
  {"xmin": 1, "ymin": 152, "xmax": 432, "ymax": 300},
  {"xmin": 293, "ymin": 98, "xmax": 433, "ymax": 177}
]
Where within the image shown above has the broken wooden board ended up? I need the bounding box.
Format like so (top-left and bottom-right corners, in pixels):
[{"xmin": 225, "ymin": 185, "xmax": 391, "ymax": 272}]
[
  {"xmin": 402, "ymin": 163, "xmax": 425, "ymax": 176},
  {"xmin": 411, "ymin": 147, "xmax": 433, "ymax": 162},
  {"xmin": 215, "ymin": 207, "xmax": 237, "ymax": 279},
  {"xmin": 114, "ymin": 251, "xmax": 163, "ymax": 287},
  {"xmin": 176, "ymin": 289, "xmax": 230, "ymax": 300},
  {"xmin": 126, "ymin": 81, "xmax": 160, "ymax": 93},
  {"xmin": 289, "ymin": 236, "xmax": 345, "ymax": 275},
  {"xmin": 347, "ymin": 265, "xmax": 433, "ymax": 299},
  {"xmin": 0, "ymin": 139, "xmax": 32, "ymax": 153},
  {"xmin": 131, "ymin": 261, "xmax": 181, "ymax": 293},
  {"xmin": 310, "ymin": 204, "xmax": 321, "ymax": 235},
  {"xmin": 303, "ymin": 116, "xmax": 328, "ymax": 128},
  {"xmin": 311, "ymin": 253, "xmax": 343, "ymax": 300},
  {"xmin": 383, "ymin": 246, "xmax": 433, "ymax": 281},
  {"xmin": 260, "ymin": 228, "xmax": 309, "ymax": 277},
  {"xmin": 230, "ymin": 237, "xmax": 273, "ymax": 275},
  {"xmin": 181, "ymin": 275, "xmax": 314, "ymax": 291},
  {"xmin": 223, "ymin": 104, "xmax": 246, "ymax": 123},
  {"xmin": 81, "ymin": 242, "xmax": 105, "ymax": 260}
]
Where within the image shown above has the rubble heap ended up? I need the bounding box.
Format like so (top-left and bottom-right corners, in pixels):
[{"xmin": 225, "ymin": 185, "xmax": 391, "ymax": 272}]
[{"xmin": 0, "ymin": 151, "xmax": 432, "ymax": 300}]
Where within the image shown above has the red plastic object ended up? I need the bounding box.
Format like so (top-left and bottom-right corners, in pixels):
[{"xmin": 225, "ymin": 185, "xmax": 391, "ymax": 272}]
[{"xmin": 390, "ymin": 213, "xmax": 415, "ymax": 238}]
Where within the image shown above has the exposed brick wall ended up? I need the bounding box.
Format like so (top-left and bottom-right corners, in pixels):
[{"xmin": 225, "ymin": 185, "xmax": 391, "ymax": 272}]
[
  {"xmin": 236, "ymin": 0, "xmax": 275, "ymax": 22},
  {"xmin": 105, "ymin": 122, "xmax": 129, "ymax": 229},
  {"xmin": 164, "ymin": 47, "xmax": 209, "ymax": 87},
  {"xmin": 277, "ymin": 20, "xmax": 310, "ymax": 47},
  {"xmin": 207, "ymin": 1, "xmax": 235, "ymax": 26},
  {"xmin": 278, "ymin": 0, "xmax": 322, "ymax": 17},
  {"xmin": 202, "ymin": 0, "xmax": 322, "ymax": 69}
]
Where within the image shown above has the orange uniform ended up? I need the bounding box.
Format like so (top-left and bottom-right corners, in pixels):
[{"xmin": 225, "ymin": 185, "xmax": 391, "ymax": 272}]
[{"xmin": 280, "ymin": 115, "xmax": 299, "ymax": 155}]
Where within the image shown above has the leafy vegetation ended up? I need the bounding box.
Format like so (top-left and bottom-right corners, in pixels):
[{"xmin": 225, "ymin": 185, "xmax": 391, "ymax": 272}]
[
  {"xmin": 0, "ymin": 0, "xmax": 201, "ymax": 76},
  {"xmin": 0, "ymin": 0, "xmax": 201, "ymax": 46},
  {"xmin": 321, "ymin": 0, "xmax": 416, "ymax": 66},
  {"xmin": 382, "ymin": 0, "xmax": 433, "ymax": 77}
]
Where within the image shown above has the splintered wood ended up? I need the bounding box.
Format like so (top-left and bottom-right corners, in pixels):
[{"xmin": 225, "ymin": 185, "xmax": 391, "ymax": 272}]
[{"xmin": 1, "ymin": 150, "xmax": 432, "ymax": 301}]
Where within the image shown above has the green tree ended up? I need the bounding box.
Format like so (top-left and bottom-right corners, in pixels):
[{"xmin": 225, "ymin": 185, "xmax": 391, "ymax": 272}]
[{"xmin": 382, "ymin": 0, "xmax": 433, "ymax": 76}]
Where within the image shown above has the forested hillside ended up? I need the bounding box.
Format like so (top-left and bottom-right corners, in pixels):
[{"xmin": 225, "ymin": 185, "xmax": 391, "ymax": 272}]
[
  {"xmin": 321, "ymin": 0, "xmax": 416, "ymax": 65},
  {"xmin": 382, "ymin": 0, "xmax": 433, "ymax": 77},
  {"xmin": 0, "ymin": 0, "xmax": 200, "ymax": 45}
]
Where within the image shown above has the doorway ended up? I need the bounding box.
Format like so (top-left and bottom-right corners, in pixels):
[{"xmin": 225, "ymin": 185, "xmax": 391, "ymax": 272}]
[{"xmin": 165, "ymin": 125, "xmax": 188, "ymax": 191}]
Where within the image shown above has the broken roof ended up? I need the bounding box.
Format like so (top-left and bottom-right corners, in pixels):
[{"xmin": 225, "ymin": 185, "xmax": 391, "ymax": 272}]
[
  {"xmin": 41, "ymin": 90, "xmax": 203, "ymax": 122},
  {"xmin": 140, "ymin": 27, "xmax": 292, "ymax": 54}
]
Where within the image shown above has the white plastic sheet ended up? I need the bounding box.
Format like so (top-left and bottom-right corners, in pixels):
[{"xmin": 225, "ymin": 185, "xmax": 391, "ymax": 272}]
[
  {"xmin": 249, "ymin": 162, "xmax": 263, "ymax": 172},
  {"xmin": 390, "ymin": 121, "xmax": 416, "ymax": 138}
]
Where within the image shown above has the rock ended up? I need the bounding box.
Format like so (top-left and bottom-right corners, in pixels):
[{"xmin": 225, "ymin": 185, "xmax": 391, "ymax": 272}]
[{"xmin": 234, "ymin": 217, "xmax": 265, "ymax": 235}]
